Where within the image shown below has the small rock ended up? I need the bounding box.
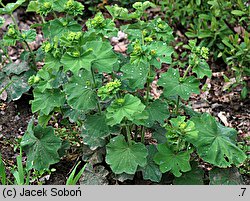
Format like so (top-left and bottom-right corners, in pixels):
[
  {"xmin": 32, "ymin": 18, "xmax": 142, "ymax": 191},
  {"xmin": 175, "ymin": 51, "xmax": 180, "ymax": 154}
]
[{"xmin": 14, "ymin": 115, "xmax": 20, "ymax": 121}]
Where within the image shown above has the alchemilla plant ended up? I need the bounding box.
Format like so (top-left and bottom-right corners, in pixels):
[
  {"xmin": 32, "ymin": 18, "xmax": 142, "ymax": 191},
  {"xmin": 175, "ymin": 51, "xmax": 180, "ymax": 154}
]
[{"xmin": 0, "ymin": 0, "xmax": 247, "ymax": 184}]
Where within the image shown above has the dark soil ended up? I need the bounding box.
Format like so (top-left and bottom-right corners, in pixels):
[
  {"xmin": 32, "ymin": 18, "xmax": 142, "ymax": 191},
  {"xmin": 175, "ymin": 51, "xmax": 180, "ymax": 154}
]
[{"xmin": 0, "ymin": 94, "xmax": 32, "ymax": 181}]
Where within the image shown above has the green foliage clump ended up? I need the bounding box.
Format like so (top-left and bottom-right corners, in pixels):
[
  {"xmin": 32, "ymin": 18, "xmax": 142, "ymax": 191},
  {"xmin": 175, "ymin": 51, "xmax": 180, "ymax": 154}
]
[{"xmin": 0, "ymin": 0, "xmax": 247, "ymax": 185}]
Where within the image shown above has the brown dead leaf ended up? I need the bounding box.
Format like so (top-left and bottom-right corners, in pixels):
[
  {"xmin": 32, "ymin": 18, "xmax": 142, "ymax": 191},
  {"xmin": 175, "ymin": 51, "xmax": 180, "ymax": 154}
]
[
  {"xmin": 0, "ymin": 89, "xmax": 7, "ymax": 101},
  {"xmin": 218, "ymin": 111, "xmax": 230, "ymax": 127},
  {"xmin": 114, "ymin": 41, "xmax": 127, "ymax": 53}
]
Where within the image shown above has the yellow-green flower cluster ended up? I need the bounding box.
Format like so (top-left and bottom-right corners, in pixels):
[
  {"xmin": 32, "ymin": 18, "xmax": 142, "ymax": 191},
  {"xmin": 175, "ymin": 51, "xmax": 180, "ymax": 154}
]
[
  {"xmin": 38, "ymin": 2, "xmax": 52, "ymax": 16},
  {"xmin": 98, "ymin": 79, "xmax": 121, "ymax": 100},
  {"xmin": 42, "ymin": 41, "xmax": 52, "ymax": 53},
  {"xmin": 200, "ymin": 47, "xmax": 209, "ymax": 60},
  {"xmin": 89, "ymin": 13, "xmax": 105, "ymax": 28},
  {"xmin": 132, "ymin": 40, "xmax": 143, "ymax": 55},
  {"xmin": 66, "ymin": 31, "xmax": 82, "ymax": 41},
  {"xmin": 41, "ymin": 37, "xmax": 61, "ymax": 58},
  {"xmin": 155, "ymin": 18, "xmax": 167, "ymax": 31},
  {"xmin": 64, "ymin": 0, "xmax": 84, "ymax": 16},
  {"xmin": 28, "ymin": 75, "xmax": 40, "ymax": 85},
  {"xmin": 7, "ymin": 25, "xmax": 17, "ymax": 37}
]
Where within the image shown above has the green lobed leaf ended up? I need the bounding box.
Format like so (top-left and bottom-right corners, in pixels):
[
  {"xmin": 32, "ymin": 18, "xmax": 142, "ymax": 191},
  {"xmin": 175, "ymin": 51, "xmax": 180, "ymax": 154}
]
[
  {"xmin": 167, "ymin": 116, "xmax": 199, "ymax": 145},
  {"xmin": 63, "ymin": 69, "xmax": 97, "ymax": 112},
  {"xmin": 130, "ymin": 110, "xmax": 149, "ymax": 126},
  {"xmin": 150, "ymin": 18, "xmax": 174, "ymax": 43},
  {"xmin": 79, "ymin": 164, "xmax": 109, "ymax": 185},
  {"xmin": 31, "ymin": 88, "xmax": 65, "ymax": 115},
  {"xmin": 106, "ymin": 94, "xmax": 146, "ymax": 126},
  {"xmin": 152, "ymin": 125, "xmax": 168, "ymax": 144},
  {"xmin": 81, "ymin": 114, "xmax": 110, "ymax": 150},
  {"xmin": 149, "ymin": 41, "xmax": 174, "ymax": 68},
  {"xmin": 82, "ymin": 114, "xmax": 110, "ymax": 138},
  {"xmin": 35, "ymin": 68, "xmax": 67, "ymax": 93},
  {"xmin": 140, "ymin": 145, "xmax": 162, "ymax": 182},
  {"xmin": 21, "ymin": 119, "xmax": 62, "ymax": 170},
  {"xmin": 85, "ymin": 41, "xmax": 118, "ymax": 73},
  {"xmin": 190, "ymin": 113, "xmax": 247, "ymax": 167},
  {"xmin": 86, "ymin": 12, "xmax": 117, "ymax": 37},
  {"xmin": 0, "ymin": 0, "xmax": 26, "ymax": 14},
  {"xmin": 121, "ymin": 62, "xmax": 149, "ymax": 90},
  {"xmin": 38, "ymin": 113, "xmax": 52, "ymax": 127},
  {"xmin": 61, "ymin": 48, "xmax": 94, "ymax": 74},
  {"xmin": 52, "ymin": 0, "xmax": 68, "ymax": 12},
  {"xmin": 173, "ymin": 161, "xmax": 204, "ymax": 185},
  {"xmin": 82, "ymin": 134, "xmax": 106, "ymax": 151},
  {"xmin": 192, "ymin": 60, "xmax": 212, "ymax": 79},
  {"xmin": 154, "ymin": 143, "xmax": 192, "ymax": 177},
  {"xmin": 106, "ymin": 135, "xmax": 148, "ymax": 174},
  {"xmin": 158, "ymin": 68, "xmax": 200, "ymax": 100},
  {"xmin": 7, "ymin": 70, "xmax": 35, "ymax": 101},
  {"xmin": 82, "ymin": 147, "xmax": 105, "ymax": 166},
  {"xmin": 3, "ymin": 34, "xmax": 18, "ymax": 46},
  {"xmin": 62, "ymin": 107, "xmax": 85, "ymax": 123},
  {"xmin": 26, "ymin": 1, "xmax": 39, "ymax": 12},
  {"xmin": 21, "ymin": 29, "xmax": 36, "ymax": 42},
  {"xmin": 209, "ymin": 167, "xmax": 244, "ymax": 185},
  {"xmin": 44, "ymin": 69, "xmax": 67, "ymax": 89},
  {"xmin": 44, "ymin": 53, "xmax": 62, "ymax": 72},
  {"xmin": 3, "ymin": 61, "xmax": 30, "ymax": 75},
  {"xmin": 145, "ymin": 99, "xmax": 170, "ymax": 127},
  {"xmin": 43, "ymin": 18, "xmax": 82, "ymax": 39}
]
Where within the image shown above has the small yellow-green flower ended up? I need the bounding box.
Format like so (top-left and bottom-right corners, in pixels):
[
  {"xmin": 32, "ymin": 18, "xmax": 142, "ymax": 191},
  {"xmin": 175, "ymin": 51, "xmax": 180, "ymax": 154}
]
[
  {"xmin": 7, "ymin": 27, "xmax": 16, "ymax": 36},
  {"xmin": 43, "ymin": 2, "xmax": 52, "ymax": 9},
  {"xmin": 116, "ymin": 98, "xmax": 125, "ymax": 105},
  {"xmin": 72, "ymin": 50, "xmax": 80, "ymax": 57},
  {"xmin": 145, "ymin": 37, "xmax": 153, "ymax": 42},
  {"xmin": 42, "ymin": 42, "xmax": 52, "ymax": 53}
]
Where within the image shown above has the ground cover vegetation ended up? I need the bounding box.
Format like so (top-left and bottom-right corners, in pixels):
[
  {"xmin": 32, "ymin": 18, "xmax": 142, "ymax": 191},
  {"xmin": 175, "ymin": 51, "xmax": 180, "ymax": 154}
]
[{"xmin": 0, "ymin": 0, "xmax": 249, "ymax": 185}]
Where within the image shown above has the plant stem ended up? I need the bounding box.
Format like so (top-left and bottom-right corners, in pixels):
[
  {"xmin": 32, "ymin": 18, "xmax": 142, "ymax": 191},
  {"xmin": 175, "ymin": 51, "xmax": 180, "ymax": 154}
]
[
  {"xmin": 8, "ymin": 11, "xmax": 37, "ymax": 70},
  {"xmin": 10, "ymin": 14, "xmax": 19, "ymax": 31},
  {"xmin": 53, "ymin": 12, "xmax": 57, "ymax": 19},
  {"xmin": 40, "ymin": 16, "xmax": 46, "ymax": 24},
  {"xmin": 23, "ymin": 40, "xmax": 37, "ymax": 71},
  {"xmin": 141, "ymin": 126, "xmax": 145, "ymax": 143},
  {"xmin": 176, "ymin": 138, "xmax": 181, "ymax": 152},
  {"xmin": 145, "ymin": 78, "xmax": 150, "ymax": 106},
  {"xmin": 145, "ymin": 67, "xmax": 152, "ymax": 106},
  {"xmin": 175, "ymin": 95, "xmax": 180, "ymax": 115},
  {"xmin": 91, "ymin": 66, "xmax": 102, "ymax": 114},
  {"xmin": 141, "ymin": 29, "xmax": 145, "ymax": 45},
  {"xmin": 91, "ymin": 66, "xmax": 97, "ymax": 87},
  {"xmin": 125, "ymin": 125, "xmax": 132, "ymax": 146},
  {"xmin": 134, "ymin": 125, "xmax": 138, "ymax": 141},
  {"xmin": 0, "ymin": 81, "xmax": 13, "ymax": 95},
  {"xmin": 182, "ymin": 64, "xmax": 192, "ymax": 79}
]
